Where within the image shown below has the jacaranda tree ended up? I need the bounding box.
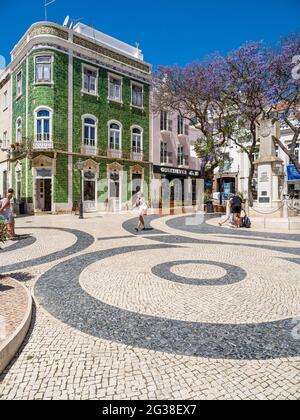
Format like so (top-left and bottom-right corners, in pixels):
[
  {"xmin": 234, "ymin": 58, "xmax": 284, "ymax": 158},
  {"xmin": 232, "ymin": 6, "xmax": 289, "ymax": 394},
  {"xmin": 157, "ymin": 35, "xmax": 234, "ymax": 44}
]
[
  {"xmin": 266, "ymin": 33, "xmax": 300, "ymax": 173},
  {"xmin": 153, "ymin": 61, "xmax": 236, "ymax": 180}
]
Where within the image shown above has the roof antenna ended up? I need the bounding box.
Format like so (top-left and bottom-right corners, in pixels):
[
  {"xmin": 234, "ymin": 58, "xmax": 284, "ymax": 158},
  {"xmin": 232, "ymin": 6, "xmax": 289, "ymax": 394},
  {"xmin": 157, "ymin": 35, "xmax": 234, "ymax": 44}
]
[
  {"xmin": 44, "ymin": 0, "xmax": 56, "ymax": 21},
  {"xmin": 135, "ymin": 42, "xmax": 142, "ymax": 59},
  {"xmin": 63, "ymin": 16, "xmax": 70, "ymax": 27},
  {"xmin": 70, "ymin": 17, "xmax": 84, "ymax": 30}
]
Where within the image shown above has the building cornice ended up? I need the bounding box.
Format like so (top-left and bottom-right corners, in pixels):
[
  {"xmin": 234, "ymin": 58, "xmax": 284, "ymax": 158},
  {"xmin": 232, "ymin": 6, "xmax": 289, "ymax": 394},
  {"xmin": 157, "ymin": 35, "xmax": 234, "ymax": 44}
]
[
  {"xmin": 11, "ymin": 40, "xmax": 152, "ymax": 85},
  {"xmin": 11, "ymin": 22, "xmax": 152, "ymax": 77},
  {"xmin": 0, "ymin": 71, "xmax": 11, "ymax": 89}
]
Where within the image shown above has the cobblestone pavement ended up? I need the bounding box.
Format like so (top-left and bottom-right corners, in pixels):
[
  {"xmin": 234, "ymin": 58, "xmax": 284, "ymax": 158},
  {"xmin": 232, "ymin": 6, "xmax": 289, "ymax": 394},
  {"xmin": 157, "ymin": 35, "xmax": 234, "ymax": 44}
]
[
  {"xmin": 0, "ymin": 212, "xmax": 299, "ymax": 400},
  {"xmin": 0, "ymin": 278, "xmax": 29, "ymax": 346}
]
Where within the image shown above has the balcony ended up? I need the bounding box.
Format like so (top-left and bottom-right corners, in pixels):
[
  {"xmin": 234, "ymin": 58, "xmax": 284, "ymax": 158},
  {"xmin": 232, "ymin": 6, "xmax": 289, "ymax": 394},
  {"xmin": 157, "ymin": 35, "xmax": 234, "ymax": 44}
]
[
  {"xmin": 131, "ymin": 147, "xmax": 144, "ymax": 161},
  {"xmin": 160, "ymin": 152, "xmax": 173, "ymax": 165},
  {"xmin": 0, "ymin": 140, "xmax": 10, "ymax": 151},
  {"xmin": 33, "ymin": 141, "xmax": 54, "ymax": 150},
  {"xmin": 107, "ymin": 148, "xmax": 122, "ymax": 159},
  {"xmin": 81, "ymin": 145, "xmax": 98, "ymax": 156},
  {"xmin": 178, "ymin": 155, "xmax": 189, "ymax": 168}
]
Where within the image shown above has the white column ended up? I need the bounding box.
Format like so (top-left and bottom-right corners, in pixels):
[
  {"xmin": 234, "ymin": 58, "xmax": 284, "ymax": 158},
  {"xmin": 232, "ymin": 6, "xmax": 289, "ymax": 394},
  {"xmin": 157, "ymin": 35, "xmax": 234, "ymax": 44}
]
[
  {"xmin": 67, "ymin": 32, "xmax": 74, "ymax": 209},
  {"xmin": 272, "ymin": 175, "xmax": 279, "ymax": 202},
  {"xmin": 183, "ymin": 177, "xmax": 192, "ymax": 210},
  {"xmin": 25, "ymin": 54, "xmax": 29, "ymax": 199}
]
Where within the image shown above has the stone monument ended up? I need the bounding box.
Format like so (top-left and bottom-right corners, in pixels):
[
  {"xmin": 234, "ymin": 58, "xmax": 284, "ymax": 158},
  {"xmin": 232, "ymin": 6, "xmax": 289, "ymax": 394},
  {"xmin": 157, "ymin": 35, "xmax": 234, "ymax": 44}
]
[{"xmin": 254, "ymin": 119, "xmax": 284, "ymax": 215}]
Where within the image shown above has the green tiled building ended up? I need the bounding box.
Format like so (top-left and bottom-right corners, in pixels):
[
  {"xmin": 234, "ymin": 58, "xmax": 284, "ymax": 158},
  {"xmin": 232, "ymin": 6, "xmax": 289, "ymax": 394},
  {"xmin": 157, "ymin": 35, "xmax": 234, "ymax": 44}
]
[{"xmin": 3, "ymin": 21, "xmax": 152, "ymax": 213}]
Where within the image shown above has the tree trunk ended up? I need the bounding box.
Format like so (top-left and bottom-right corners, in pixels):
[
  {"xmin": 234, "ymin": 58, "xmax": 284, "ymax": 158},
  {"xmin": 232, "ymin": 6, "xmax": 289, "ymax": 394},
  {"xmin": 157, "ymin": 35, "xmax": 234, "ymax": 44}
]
[
  {"xmin": 247, "ymin": 158, "xmax": 255, "ymax": 207},
  {"xmin": 273, "ymin": 133, "xmax": 300, "ymax": 174},
  {"xmin": 286, "ymin": 151, "xmax": 300, "ymax": 174}
]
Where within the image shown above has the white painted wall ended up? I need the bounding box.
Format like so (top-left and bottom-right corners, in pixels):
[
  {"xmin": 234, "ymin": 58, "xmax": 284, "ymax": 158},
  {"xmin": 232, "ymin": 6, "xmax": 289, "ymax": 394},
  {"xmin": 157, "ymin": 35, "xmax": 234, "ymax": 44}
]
[
  {"xmin": 215, "ymin": 128, "xmax": 300, "ymax": 197},
  {"xmin": 0, "ymin": 73, "xmax": 11, "ymax": 196},
  {"xmin": 152, "ymin": 111, "xmax": 201, "ymax": 170}
]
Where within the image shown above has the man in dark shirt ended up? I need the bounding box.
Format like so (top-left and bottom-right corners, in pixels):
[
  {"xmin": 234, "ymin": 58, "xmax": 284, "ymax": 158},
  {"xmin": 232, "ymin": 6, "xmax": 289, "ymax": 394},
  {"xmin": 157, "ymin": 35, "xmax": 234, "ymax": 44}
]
[{"xmin": 230, "ymin": 194, "xmax": 243, "ymax": 228}]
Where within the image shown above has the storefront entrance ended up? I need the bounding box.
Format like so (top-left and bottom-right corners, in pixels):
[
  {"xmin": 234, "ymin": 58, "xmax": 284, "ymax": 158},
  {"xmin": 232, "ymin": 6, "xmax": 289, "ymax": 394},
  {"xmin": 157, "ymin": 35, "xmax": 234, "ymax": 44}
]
[
  {"xmin": 217, "ymin": 177, "xmax": 236, "ymax": 194},
  {"xmin": 36, "ymin": 178, "xmax": 52, "ymax": 212},
  {"xmin": 108, "ymin": 171, "xmax": 121, "ymax": 212},
  {"xmin": 83, "ymin": 171, "xmax": 97, "ymax": 213},
  {"xmin": 32, "ymin": 156, "xmax": 55, "ymax": 214},
  {"xmin": 154, "ymin": 166, "xmax": 203, "ymax": 213}
]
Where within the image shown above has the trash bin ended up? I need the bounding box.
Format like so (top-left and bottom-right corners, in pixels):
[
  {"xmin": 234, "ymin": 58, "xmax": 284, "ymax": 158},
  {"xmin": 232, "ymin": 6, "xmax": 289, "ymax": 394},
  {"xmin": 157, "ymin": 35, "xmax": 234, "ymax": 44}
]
[
  {"xmin": 206, "ymin": 201, "xmax": 214, "ymax": 214},
  {"xmin": 19, "ymin": 202, "xmax": 26, "ymax": 215}
]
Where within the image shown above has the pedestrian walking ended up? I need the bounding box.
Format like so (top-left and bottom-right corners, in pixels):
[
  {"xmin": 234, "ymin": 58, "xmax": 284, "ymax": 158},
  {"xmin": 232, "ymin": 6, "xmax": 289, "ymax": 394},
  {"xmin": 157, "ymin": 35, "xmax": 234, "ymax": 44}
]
[
  {"xmin": 0, "ymin": 189, "xmax": 17, "ymax": 240},
  {"xmin": 219, "ymin": 199, "xmax": 234, "ymax": 227},
  {"xmin": 231, "ymin": 194, "xmax": 244, "ymax": 229},
  {"xmin": 135, "ymin": 196, "xmax": 148, "ymax": 232}
]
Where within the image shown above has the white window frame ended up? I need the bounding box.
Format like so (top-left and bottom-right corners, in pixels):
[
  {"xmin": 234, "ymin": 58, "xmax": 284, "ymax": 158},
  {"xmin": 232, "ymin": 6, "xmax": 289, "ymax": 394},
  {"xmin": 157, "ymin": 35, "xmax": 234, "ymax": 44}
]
[
  {"xmin": 131, "ymin": 81, "xmax": 144, "ymax": 109},
  {"xmin": 161, "ymin": 141, "xmax": 168, "ymax": 164},
  {"xmin": 178, "ymin": 145, "xmax": 184, "ymax": 165},
  {"xmin": 16, "ymin": 70, "xmax": 22, "ymax": 99},
  {"xmin": 160, "ymin": 111, "xmax": 170, "ymax": 131},
  {"xmin": 108, "ymin": 120, "xmax": 122, "ymax": 150},
  {"xmin": 82, "ymin": 64, "xmax": 99, "ymax": 97},
  {"xmin": 108, "ymin": 73, "xmax": 123, "ymax": 103},
  {"xmin": 34, "ymin": 54, "xmax": 54, "ymax": 85},
  {"xmin": 16, "ymin": 117, "xmax": 22, "ymax": 144},
  {"xmin": 107, "ymin": 168, "xmax": 123, "ymax": 210},
  {"xmin": 131, "ymin": 125, "xmax": 143, "ymax": 152},
  {"xmin": 34, "ymin": 106, "xmax": 53, "ymax": 143},
  {"xmin": 178, "ymin": 115, "xmax": 184, "ymax": 135},
  {"xmin": 3, "ymin": 91, "xmax": 8, "ymax": 111},
  {"xmin": 82, "ymin": 114, "xmax": 98, "ymax": 148},
  {"xmin": 15, "ymin": 168, "xmax": 22, "ymax": 201}
]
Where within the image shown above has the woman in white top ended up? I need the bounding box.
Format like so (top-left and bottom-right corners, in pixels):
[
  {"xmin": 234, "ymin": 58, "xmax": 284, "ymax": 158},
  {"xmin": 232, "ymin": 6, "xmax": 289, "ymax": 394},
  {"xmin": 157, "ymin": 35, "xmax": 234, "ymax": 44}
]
[{"xmin": 135, "ymin": 196, "xmax": 148, "ymax": 233}]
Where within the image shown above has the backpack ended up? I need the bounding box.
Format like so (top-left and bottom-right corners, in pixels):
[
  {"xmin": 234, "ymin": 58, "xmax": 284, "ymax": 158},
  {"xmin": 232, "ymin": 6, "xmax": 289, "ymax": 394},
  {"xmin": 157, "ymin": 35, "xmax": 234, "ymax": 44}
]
[{"xmin": 242, "ymin": 216, "xmax": 251, "ymax": 229}]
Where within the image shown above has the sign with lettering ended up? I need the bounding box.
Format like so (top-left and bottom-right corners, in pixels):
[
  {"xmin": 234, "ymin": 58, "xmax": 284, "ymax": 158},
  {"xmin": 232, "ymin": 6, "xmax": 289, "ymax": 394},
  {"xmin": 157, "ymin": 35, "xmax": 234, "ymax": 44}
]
[
  {"xmin": 260, "ymin": 172, "xmax": 269, "ymax": 183},
  {"xmin": 259, "ymin": 197, "xmax": 270, "ymax": 203},
  {"xmin": 153, "ymin": 166, "xmax": 202, "ymax": 178}
]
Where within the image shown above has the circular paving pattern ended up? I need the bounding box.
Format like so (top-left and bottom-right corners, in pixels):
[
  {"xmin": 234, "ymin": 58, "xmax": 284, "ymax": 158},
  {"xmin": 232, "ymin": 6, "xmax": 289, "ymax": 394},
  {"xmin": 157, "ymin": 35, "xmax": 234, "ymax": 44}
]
[
  {"xmin": 79, "ymin": 245, "xmax": 300, "ymax": 324},
  {"xmin": 35, "ymin": 239, "xmax": 300, "ymax": 360},
  {"xmin": 151, "ymin": 260, "xmax": 247, "ymax": 286}
]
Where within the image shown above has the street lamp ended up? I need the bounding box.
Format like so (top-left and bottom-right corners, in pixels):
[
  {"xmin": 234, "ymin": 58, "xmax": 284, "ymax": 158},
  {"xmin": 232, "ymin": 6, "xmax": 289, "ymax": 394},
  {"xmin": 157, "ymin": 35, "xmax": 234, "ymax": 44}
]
[
  {"xmin": 219, "ymin": 163, "xmax": 224, "ymax": 206},
  {"xmin": 76, "ymin": 159, "xmax": 84, "ymax": 219}
]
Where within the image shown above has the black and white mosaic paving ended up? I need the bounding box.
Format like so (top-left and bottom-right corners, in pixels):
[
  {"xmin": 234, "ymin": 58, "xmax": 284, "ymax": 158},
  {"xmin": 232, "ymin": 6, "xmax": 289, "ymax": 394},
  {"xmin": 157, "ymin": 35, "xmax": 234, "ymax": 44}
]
[
  {"xmin": 0, "ymin": 235, "xmax": 36, "ymax": 254},
  {"xmin": 34, "ymin": 239, "xmax": 300, "ymax": 360},
  {"xmin": 0, "ymin": 227, "xmax": 94, "ymax": 274},
  {"xmin": 151, "ymin": 260, "xmax": 247, "ymax": 286}
]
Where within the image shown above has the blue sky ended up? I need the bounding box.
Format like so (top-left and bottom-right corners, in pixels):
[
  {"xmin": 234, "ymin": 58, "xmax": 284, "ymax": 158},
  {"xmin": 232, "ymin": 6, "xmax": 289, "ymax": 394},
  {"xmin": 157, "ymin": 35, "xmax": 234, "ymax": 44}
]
[{"xmin": 0, "ymin": 0, "xmax": 299, "ymax": 68}]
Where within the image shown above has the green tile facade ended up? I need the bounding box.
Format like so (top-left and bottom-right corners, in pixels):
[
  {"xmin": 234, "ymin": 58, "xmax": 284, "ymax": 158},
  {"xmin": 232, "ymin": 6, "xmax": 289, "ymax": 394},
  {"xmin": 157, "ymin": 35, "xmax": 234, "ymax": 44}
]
[{"xmin": 9, "ymin": 25, "xmax": 151, "ymax": 213}]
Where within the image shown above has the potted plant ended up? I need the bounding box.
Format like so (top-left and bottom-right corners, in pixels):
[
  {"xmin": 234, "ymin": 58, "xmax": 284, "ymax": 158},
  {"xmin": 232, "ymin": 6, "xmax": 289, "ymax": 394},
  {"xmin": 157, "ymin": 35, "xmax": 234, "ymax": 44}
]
[
  {"xmin": 204, "ymin": 193, "xmax": 214, "ymax": 214},
  {"xmin": 0, "ymin": 220, "xmax": 7, "ymax": 246}
]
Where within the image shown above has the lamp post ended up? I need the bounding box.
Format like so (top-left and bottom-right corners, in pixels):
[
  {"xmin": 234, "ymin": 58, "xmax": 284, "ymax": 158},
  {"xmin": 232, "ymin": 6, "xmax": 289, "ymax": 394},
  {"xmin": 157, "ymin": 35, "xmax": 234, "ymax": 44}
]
[
  {"xmin": 219, "ymin": 164, "xmax": 224, "ymax": 206},
  {"xmin": 76, "ymin": 159, "xmax": 84, "ymax": 219}
]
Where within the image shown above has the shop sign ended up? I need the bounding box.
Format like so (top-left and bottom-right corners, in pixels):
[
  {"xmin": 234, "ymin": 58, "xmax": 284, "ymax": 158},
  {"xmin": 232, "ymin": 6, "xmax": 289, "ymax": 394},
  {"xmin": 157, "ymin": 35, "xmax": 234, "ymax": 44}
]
[{"xmin": 154, "ymin": 166, "xmax": 202, "ymax": 178}]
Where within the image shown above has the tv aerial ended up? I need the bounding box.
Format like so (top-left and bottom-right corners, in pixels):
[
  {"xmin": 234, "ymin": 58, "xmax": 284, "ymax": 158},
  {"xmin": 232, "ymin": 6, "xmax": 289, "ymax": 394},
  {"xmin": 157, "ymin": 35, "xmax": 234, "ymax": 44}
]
[
  {"xmin": 63, "ymin": 15, "xmax": 70, "ymax": 27},
  {"xmin": 44, "ymin": 0, "xmax": 56, "ymax": 21},
  {"xmin": 69, "ymin": 17, "xmax": 84, "ymax": 30}
]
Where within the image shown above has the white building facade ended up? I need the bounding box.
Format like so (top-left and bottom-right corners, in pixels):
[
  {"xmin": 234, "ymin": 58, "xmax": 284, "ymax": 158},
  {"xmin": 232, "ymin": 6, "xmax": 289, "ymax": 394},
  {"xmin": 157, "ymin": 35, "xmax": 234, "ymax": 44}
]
[
  {"xmin": 214, "ymin": 125, "xmax": 300, "ymax": 201},
  {"xmin": 151, "ymin": 111, "xmax": 203, "ymax": 211},
  {"xmin": 0, "ymin": 70, "xmax": 12, "ymax": 198}
]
